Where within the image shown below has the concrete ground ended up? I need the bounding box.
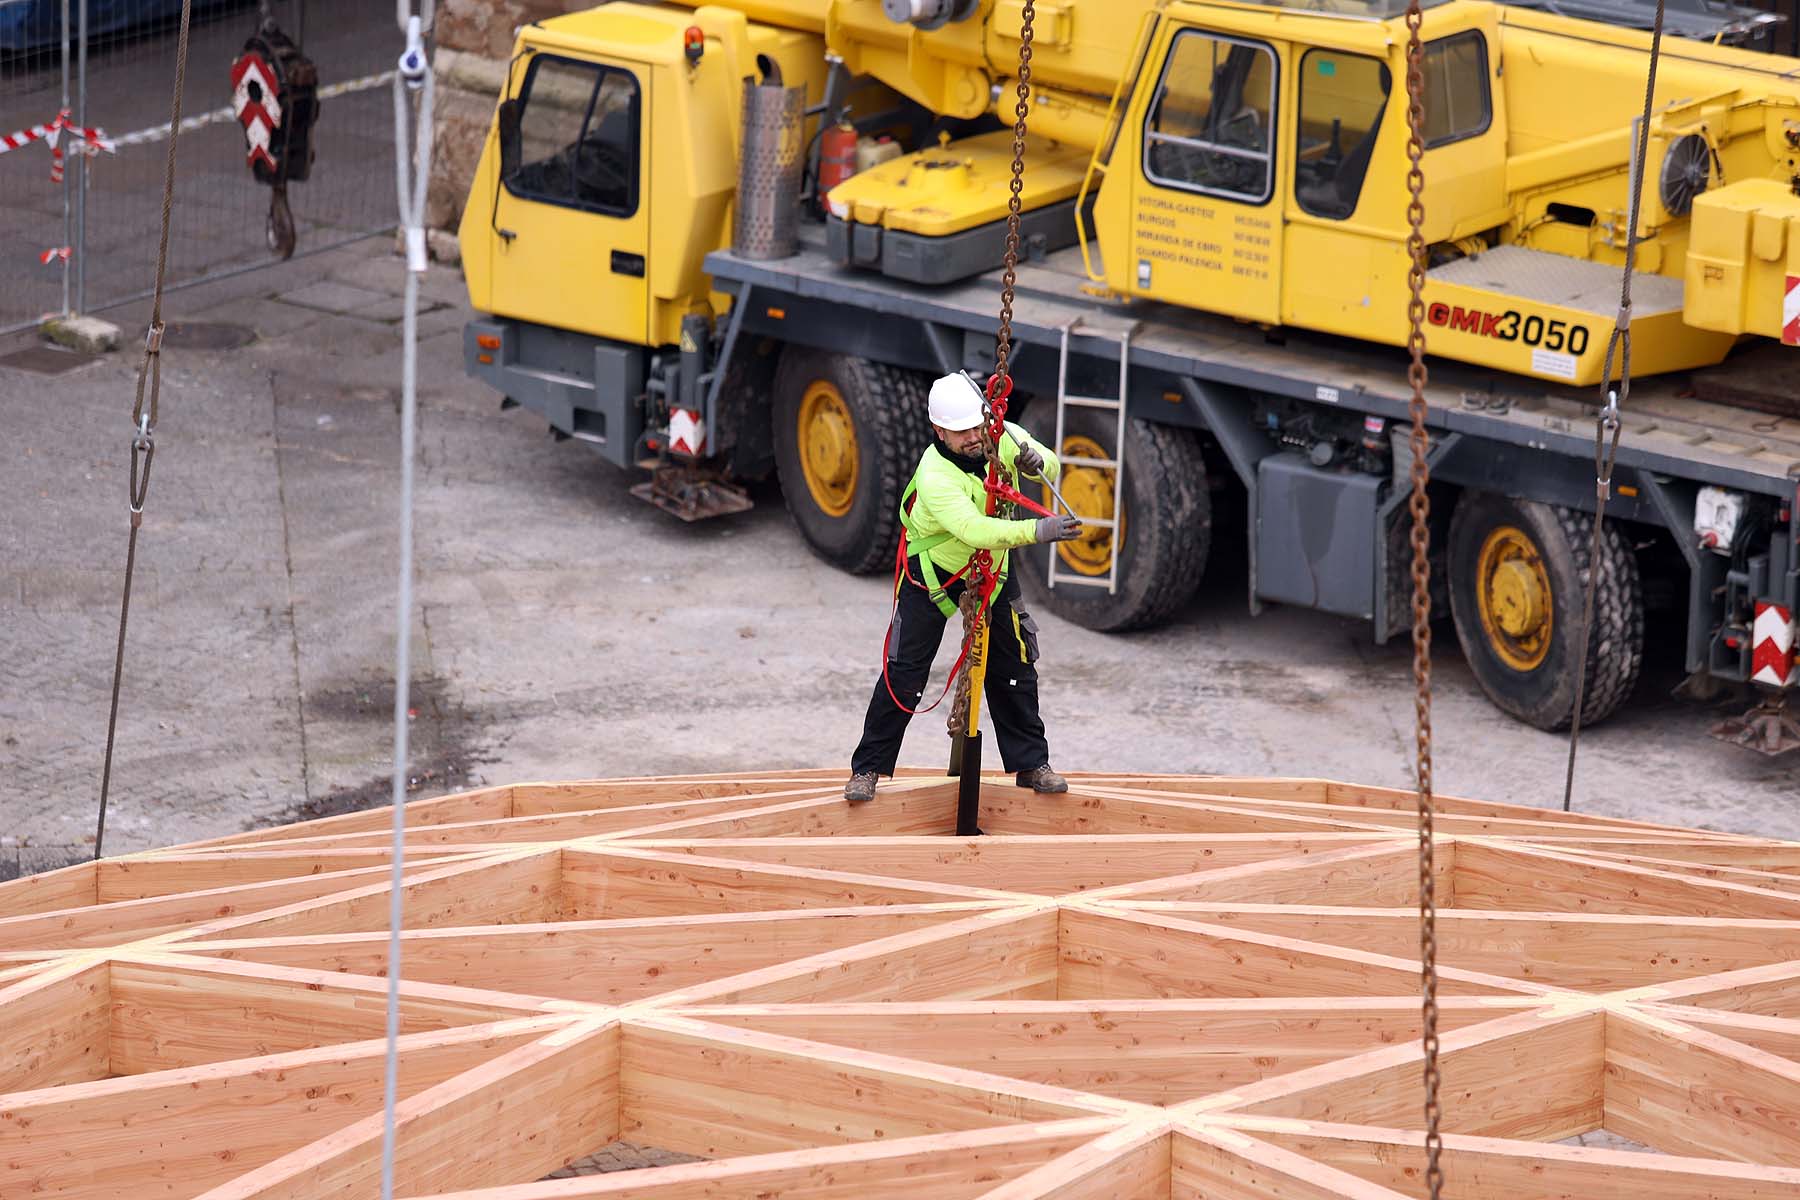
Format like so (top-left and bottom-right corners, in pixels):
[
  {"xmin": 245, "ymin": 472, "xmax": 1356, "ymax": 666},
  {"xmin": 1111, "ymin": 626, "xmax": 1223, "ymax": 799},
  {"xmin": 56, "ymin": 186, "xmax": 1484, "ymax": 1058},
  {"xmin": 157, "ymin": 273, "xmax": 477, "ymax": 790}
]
[{"xmin": 2, "ymin": 235, "xmax": 1797, "ymax": 875}]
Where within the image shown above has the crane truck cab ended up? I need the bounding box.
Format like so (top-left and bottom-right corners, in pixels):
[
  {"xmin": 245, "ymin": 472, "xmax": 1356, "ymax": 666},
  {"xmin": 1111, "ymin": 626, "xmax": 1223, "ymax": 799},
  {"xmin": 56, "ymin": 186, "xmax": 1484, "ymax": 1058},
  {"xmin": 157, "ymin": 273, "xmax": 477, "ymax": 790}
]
[
  {"xmin": 459, "ymin": 0, "xmax": 1800, "ymax": 741},
  {"xmin": 461, "ymin": 6, "xmax": 833, "ymax": 469}
]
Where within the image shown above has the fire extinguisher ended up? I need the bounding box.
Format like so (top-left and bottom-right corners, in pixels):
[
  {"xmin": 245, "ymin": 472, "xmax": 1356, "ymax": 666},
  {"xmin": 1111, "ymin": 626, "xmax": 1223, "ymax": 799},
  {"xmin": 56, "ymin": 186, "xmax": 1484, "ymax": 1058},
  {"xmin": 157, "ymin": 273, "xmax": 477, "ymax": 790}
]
[
  {"xmin": 230, "ymin": 17, "xmax": 319, "ymax": 259},
  {"xmin": 817, "ymin": 118, "xmax": 857, "ymax": 214}
]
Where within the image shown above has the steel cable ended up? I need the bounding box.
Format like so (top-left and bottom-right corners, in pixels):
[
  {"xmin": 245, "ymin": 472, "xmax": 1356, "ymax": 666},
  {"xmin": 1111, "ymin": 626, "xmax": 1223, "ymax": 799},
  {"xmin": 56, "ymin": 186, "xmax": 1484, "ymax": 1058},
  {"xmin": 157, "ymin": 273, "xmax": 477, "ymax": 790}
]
[
  {"xmin": 380, "ymin": 5, "xmax": 434, "ymax": 1198},
  {"xmin": 95, "ymin": 0, "xmax": 192, "ymax": 858},
  {"xmin": 1563, "ymin": 0, "xmax": 1666, "ymax": 812}
]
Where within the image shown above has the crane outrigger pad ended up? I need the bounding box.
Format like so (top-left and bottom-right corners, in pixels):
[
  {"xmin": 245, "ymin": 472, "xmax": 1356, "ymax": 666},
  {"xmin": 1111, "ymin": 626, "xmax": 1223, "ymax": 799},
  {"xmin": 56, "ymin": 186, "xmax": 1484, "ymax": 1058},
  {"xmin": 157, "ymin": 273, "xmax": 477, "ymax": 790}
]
[{"xmin": 3, "ymin": 769, "xmax": 1799, "ymax": 1196}]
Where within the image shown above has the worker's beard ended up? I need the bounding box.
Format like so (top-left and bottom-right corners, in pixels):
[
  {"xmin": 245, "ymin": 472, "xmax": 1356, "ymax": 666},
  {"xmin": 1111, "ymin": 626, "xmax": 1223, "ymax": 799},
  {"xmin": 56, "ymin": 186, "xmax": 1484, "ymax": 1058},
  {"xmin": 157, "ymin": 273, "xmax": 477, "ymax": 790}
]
[{"xmin": 938, "ymin": 439, "xmax": 988, "ymax": 476}]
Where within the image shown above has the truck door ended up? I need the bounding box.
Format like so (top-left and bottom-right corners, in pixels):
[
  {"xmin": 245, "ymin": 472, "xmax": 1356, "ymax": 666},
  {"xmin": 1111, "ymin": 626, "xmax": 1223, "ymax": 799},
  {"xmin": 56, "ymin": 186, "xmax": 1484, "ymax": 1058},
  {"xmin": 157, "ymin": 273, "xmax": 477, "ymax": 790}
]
[
  {"xmin": 1128, "ymin": 26, "xmax": 1284, "ymax": 324},
  {"xmin": 491, "ymin": 53, "xmax": 649, "ymax": 346}
]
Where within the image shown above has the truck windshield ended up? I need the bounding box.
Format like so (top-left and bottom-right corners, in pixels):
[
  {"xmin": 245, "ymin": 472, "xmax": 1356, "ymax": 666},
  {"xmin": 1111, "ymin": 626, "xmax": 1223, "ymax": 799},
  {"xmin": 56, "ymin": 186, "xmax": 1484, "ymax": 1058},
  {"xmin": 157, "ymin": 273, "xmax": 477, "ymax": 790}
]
[
  {"xmin": 1223, "ymin": 0, "xmax": 1454, "ymax": 18},
  {"xmin": 505, "ymin": 54, "xmax": 641, "ymax": 218}
]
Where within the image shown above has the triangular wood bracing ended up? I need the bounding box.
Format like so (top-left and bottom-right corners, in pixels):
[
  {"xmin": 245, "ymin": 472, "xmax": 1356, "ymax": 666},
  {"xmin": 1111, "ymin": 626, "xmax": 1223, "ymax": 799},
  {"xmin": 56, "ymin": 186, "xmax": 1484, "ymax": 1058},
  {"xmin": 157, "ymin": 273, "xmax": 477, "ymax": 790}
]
[{"xmin": 3, "ymin": 770, "xmax": 1799, "ymax": 1198}]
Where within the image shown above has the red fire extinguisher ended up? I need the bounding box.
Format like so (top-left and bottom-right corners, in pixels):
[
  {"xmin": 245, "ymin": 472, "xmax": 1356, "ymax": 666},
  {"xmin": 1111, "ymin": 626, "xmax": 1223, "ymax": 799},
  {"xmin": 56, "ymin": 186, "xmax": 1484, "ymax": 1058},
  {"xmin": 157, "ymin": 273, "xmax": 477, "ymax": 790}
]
[{"xmin": 818, "ymin": 119, "xmax": 857, "ymax": 213}]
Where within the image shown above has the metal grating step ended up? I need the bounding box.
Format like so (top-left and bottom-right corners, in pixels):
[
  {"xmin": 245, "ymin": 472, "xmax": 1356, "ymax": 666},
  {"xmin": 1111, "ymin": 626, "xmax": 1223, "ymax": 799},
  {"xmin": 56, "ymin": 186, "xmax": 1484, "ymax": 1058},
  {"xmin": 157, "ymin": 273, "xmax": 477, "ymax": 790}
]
[{"xmin": 1048, "ymin": 571, "xmax": 1116, "ymax": 589}]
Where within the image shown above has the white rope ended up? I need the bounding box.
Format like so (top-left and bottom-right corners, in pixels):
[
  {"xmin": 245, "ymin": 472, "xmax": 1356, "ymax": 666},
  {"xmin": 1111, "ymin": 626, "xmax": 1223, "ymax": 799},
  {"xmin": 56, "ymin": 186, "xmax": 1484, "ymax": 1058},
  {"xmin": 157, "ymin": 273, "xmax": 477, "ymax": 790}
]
[
  {"xmin": 104, "ymin": 70, "xmax": 398, "ymax": 150},
  {"xmin": 380, "ymin": 6, "xmax": 433, "ymax": 1198}
]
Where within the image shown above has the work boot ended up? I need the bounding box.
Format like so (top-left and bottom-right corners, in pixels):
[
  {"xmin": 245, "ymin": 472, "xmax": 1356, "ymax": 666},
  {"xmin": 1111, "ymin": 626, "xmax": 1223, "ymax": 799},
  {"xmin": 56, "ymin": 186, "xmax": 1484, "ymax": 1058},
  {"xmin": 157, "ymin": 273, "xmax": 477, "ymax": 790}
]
[
  {"xmin": 843, "ymin": 771, "xmax": 879, "ymax": 803},
  {"xmin": 1015, "ymin": 764, "xmax": 1068, "ymax": 794}
]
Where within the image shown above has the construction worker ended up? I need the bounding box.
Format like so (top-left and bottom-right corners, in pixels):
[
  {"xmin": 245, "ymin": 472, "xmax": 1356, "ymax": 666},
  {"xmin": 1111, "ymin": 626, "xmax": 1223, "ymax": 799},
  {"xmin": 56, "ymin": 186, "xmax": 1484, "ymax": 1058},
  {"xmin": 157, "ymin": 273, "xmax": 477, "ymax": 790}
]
[{"xmin": 844, "ymin": 371, "xmax": 1084, "ymax": 803}]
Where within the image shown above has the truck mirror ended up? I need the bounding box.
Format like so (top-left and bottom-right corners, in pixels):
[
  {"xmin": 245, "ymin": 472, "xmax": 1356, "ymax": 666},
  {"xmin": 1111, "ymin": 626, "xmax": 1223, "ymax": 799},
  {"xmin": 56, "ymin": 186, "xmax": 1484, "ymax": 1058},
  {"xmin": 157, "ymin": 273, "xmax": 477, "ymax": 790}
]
[{"xmin": 497, "ymin": 98, "xmax": 522, "ymax": 181}]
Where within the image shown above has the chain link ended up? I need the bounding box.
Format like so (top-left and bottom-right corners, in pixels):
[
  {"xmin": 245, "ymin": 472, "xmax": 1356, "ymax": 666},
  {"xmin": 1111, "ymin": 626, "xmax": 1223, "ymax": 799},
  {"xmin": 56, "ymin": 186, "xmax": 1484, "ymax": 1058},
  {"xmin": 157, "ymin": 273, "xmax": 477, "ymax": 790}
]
[
  {"xmin": 1401, "ymin": 1, "xmax": 1443, "ymax": 1196},
  {"xmin": 991, "ymin": 0, "xmax": 1035, "ymax": 389},
  {"xmin": 947, "ymin": 0, "xmax": 1036, "ymax": 739},
  {"xmin": 978, "ymin": 415, "xmax": 1014, "ymax": 505},
  {"xmin": 947, "ymin": 585, "xmax": 987, "ymax": 736}
]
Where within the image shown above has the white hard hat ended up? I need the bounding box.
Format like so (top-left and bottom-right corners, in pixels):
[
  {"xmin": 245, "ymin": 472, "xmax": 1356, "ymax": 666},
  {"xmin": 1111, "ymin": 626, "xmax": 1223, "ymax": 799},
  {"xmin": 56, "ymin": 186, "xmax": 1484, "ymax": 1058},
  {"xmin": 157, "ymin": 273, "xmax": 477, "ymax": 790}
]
[{"xmin": 928, "ymin": 372, "xmax": 986, "ymax": 431}]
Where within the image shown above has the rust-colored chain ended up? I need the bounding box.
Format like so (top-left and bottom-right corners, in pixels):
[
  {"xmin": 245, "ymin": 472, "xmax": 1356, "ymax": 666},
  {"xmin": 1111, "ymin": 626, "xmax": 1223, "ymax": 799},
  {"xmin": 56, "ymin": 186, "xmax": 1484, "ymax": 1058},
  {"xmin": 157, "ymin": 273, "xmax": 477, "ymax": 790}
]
[
  {"xmin": 977, "ymin": 418, "xmax": 1015, "ymax": 507},
  {"xmin": 990, "ymin": 0, "xmax": 1036, "ymax": 388},
  {"xmin": 952, "ymin": 0, "xmax": 1034, "ymax": 737},
  {"xmin": 946, "ymin": 586, "xmax": 987, "ymax": 736},
  {"xmin": 1401, "ymin": 2, "xmax": 1443, "ymax": 1198}
]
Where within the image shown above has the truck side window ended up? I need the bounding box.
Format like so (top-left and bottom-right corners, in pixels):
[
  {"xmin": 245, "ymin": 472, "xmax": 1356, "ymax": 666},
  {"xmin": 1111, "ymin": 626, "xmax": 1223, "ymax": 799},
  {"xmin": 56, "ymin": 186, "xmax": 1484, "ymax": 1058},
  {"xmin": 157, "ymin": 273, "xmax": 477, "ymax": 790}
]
[
  {"xmin": 505, "ymin": 55, "xmax": 640, "ymax": 218},
  {"xmin": 1293, "ymin": 50, "xmax": 1390, "ymax": 221},
  {"xmin": 1143, "ymin": 31, "xmax": 1277, "ymax": 205},
  {"xmin": 1422, "ymin": 31, "xmax": 1490, "ymax": 148}
]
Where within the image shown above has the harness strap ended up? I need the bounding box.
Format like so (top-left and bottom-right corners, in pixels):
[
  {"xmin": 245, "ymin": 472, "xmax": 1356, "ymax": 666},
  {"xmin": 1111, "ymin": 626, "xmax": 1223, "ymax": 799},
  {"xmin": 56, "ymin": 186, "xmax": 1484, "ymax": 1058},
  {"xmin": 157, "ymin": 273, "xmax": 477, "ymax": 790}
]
[
  {"xmin": 898, "ymin": 457, "xmax": 1012, "ymax": 619},
  {"xmin": 899, "ymin": 473, "xmax": 966, "ymax": 618}
]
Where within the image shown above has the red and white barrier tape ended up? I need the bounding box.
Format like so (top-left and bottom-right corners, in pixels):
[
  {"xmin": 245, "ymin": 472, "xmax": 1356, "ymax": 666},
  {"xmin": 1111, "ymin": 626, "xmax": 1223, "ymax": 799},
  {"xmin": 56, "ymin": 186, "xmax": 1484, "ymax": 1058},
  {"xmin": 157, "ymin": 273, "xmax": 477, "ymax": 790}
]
[
  {"xmin": 0, "ymin": 109, "xmax": 115, "ymax": 184},
  {"xmin": 0, "ymin": 111, "xmax": 65, "ymax": 153}
]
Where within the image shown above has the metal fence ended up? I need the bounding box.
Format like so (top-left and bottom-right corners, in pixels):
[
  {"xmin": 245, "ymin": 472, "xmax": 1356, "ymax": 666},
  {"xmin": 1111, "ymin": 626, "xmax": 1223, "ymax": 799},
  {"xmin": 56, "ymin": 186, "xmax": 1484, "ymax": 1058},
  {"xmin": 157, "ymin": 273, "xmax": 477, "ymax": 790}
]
[{"xmin": 0, "ymin": 0, "xmax": 398, "ymax": 334}]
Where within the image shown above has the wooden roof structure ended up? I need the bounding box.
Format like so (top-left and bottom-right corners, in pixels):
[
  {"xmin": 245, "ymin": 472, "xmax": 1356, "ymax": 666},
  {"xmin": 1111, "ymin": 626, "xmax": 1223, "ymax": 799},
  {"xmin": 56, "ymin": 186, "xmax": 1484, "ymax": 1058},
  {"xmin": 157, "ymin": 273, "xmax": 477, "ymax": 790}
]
[{"xmin": 3, "ymin": 769, "xmax": 1800, "ymax": 1198}]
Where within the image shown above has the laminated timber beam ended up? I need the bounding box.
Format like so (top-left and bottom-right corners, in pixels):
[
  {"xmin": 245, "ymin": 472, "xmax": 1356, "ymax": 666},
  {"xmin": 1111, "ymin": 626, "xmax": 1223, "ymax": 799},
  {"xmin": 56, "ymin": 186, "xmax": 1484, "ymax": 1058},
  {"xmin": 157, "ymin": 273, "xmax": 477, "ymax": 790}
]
[{"xmin": 1, "ymin": 770, "xmax": 1798, "ymax": 1198}]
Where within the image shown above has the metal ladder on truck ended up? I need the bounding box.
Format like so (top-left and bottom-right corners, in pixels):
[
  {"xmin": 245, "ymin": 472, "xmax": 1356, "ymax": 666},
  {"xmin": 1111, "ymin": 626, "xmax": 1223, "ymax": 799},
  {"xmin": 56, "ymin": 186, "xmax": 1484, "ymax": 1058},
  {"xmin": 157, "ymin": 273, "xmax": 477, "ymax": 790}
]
[{"xmin": 1049, "ymin": 317, "xmax": 1135, "ymax": 595}]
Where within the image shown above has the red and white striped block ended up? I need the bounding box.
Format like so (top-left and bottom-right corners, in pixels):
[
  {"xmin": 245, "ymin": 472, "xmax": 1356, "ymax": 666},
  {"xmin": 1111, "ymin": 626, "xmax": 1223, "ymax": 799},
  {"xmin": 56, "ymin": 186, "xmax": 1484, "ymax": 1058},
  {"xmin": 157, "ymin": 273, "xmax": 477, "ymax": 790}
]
[
  {"xmin": 39, "ymin": 246, "xmax": 71, "ymax": 265},
  {"xmin": 668, "ymin": 408, "xmax": 707, "ymax": 457},
  {"xmin": 1785, "ymin": 275, "xmax": 1800, "ymax": 347},
  {"xmin": 231, "ymin": 52, "xmax": 283, "ymax": 171},
  {"xmin": 1752, "ymin": 601, "xmax": 1796, "ymax": 687}
]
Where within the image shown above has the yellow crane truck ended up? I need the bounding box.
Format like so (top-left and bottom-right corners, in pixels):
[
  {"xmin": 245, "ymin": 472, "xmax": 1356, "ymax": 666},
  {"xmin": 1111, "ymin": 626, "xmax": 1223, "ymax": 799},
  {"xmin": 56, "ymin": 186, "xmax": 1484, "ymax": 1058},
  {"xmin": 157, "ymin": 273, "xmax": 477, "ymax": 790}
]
[{"xmin": 458, "ymin": 0, "xmax": 1800, "ymax": 740}]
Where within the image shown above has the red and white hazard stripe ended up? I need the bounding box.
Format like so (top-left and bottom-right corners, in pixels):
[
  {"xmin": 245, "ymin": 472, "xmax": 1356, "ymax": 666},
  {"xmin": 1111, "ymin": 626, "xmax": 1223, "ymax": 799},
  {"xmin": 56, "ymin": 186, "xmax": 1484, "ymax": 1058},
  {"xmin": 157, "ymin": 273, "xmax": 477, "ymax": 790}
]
[
  {"xmin": 1784, "ymin": 275, "xmax": 1800, "ymax": 348},
  {"xmin": 39, "ymin": 246, "xmax": 71, "ymax": 266},
  {"xmin": 0, "ymin": 110, "xmax": 69, "ymax": 154},
  {"xmin": 0, "ymin": 108, "xmax": 115, "ymax": 187},
  {"xmin": 0, "ymin": 110, "xmax": 113, "ymax": 153},
  {"xmin": 668, "ymin": 408, "xmax": 708, "ymax": 457},
  {"xmin": 1751, "ymin": 601, "xmax": 1796, "ymax": 688},
  {"xmin": 51, "ymin": 116, "xmax": 112, "ymax": 153},
  {"xmin": 230, "ymin": 51, "xmax": 284, "ymax": 171}
]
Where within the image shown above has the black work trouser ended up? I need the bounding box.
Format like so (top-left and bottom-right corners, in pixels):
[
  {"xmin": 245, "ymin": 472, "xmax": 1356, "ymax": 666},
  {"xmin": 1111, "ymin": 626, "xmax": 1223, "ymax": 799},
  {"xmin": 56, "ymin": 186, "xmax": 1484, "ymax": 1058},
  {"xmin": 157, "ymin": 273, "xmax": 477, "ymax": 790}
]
[{"xmin": 851, "ymin": 558, "xmax": 1048, "ymax": 777}]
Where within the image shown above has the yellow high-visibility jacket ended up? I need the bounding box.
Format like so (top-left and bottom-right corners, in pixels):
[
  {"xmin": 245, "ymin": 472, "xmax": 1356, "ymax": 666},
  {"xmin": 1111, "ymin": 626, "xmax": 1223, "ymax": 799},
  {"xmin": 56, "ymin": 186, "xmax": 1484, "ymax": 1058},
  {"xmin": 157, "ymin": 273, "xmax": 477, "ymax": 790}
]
[{"xmin": 902, "ymin": 422, "xmax": 1061, "ymax": 597}]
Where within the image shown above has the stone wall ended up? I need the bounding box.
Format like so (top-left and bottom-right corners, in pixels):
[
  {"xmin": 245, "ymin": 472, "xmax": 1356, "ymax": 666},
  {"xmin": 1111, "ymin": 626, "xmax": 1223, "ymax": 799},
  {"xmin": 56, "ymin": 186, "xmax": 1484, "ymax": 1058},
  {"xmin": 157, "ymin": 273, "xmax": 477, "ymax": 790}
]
[{"xmin": 428, "ymin": 0, "xmax": 588, "ymax": 249}]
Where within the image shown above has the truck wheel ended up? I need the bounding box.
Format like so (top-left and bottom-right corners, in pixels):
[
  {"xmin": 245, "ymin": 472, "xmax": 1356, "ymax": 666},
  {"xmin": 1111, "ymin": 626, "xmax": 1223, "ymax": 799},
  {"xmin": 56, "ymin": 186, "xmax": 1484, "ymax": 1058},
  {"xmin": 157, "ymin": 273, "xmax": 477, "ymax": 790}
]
[
  {"xmin": 772, "ymin": 349, "xmax": 932, "ymax": 574},
  {"xmin": 1446, "ymin": 492, "xmax": 1644, "ymax": 730},
  {"xmin": 1016, "ymin": 412, "xmax": 1210, "ymax": 631}
]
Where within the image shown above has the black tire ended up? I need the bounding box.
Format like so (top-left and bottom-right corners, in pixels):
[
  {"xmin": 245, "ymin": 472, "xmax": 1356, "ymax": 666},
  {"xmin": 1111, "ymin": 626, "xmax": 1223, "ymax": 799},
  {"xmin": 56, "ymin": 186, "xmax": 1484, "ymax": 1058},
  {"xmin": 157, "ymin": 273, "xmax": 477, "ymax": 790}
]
[
  {"xmin": 771, "ymin": 349, "xmax": 933, "ymax": 575},
  {"xmin": 1016, "ymin": 411, "xmax": 1211, "ymax": 632},
  {"xmin": 1446, "ymin": 491, "xmax": 1644, "ymax": 730},
  {"xmin": 718, "ymin": 339, "xmax": 780, "ymax": 482}
]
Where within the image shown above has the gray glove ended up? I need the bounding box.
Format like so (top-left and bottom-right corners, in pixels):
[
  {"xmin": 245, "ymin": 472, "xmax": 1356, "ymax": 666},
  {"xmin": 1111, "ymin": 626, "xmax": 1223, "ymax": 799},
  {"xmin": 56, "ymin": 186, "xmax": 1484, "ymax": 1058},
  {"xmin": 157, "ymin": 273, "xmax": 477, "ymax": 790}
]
[
  {"xmin": 1014, "ymin": 443, "xmax": 1045, "ymax": 478},
  {"xmin": 1034, "ymin": 514, "xmax": 1083, "ymax": 543}
]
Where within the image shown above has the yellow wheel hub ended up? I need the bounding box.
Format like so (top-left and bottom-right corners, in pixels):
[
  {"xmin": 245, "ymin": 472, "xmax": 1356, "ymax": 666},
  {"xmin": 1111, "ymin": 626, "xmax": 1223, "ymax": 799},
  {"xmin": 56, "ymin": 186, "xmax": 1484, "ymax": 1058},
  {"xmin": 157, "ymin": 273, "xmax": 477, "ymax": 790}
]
[
  {"xmin": 1053, "ymin": 434, "xmax": 1123, "ymax": 576},
  {"xmin": 1476, "ymin": 524, "xmax": 1553, "ymax": 671},
  {"xmin": 797, "ymin": 380, "xmax": 858, "ymax": 518}
]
